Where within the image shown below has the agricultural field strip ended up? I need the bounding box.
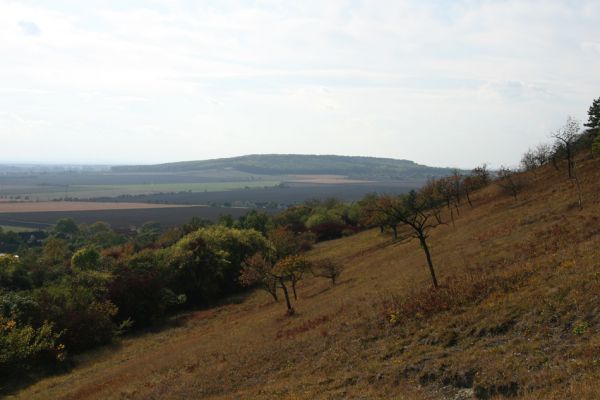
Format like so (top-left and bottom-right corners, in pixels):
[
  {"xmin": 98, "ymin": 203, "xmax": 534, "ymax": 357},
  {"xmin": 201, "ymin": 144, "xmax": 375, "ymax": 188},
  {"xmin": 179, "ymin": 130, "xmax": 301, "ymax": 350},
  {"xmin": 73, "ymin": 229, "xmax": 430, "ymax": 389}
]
[
  {"xmin": 0, "ymin": 181, "xmax": 282, "ymax": 200},
  {"xmin": 0, "ymin": 202, "xmax": 192, "ymax": 213}
]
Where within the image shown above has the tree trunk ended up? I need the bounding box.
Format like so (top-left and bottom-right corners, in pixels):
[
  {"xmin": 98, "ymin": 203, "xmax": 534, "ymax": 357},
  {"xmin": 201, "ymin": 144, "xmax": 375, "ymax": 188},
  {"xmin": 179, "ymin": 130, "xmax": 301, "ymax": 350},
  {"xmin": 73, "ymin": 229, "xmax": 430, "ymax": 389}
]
[
  {"xmin": 280, "ymin": 279, "xmax": 294, "ymax": 314},
  {"xmin": 465, "ymin": 190, "xmax": 473, "ymax": 207},
  {"xmin": 419, "ymin": 235, "xmax": 439, "ymax": 288},
  {"xmin": 268, "ymin": 287, "xmax": 279, "ymax": 302},
  {"xmin": 392, "ymin": 225, "xmax": 398, "ymax": 239},
  {"xmin": 572, "ymin": 162, "xmax": 583, "ymax": 210},
  {"xmin": 566, "ymin": 145, "xmax": 573, "ymax": 179},
  {"xmin": 291, "ymin": 279, "xmax": 298, "ymax": 300}
]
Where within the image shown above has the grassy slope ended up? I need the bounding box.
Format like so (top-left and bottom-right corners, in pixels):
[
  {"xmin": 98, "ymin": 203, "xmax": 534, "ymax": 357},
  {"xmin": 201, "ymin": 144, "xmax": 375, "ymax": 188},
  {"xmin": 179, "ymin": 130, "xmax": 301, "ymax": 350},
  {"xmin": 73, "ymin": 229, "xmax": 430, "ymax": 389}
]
[{"xmin": 11, "ymin": 156, "xmax": 600, "ymax": 400}]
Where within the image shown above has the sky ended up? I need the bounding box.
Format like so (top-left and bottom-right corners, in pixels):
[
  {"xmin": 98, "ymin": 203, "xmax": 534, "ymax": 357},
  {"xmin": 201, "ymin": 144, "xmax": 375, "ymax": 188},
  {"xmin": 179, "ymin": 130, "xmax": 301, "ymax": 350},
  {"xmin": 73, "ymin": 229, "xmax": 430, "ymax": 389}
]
[{"xmin": 0, "ymin": 0, "xmax": 599, "ymax": 168}]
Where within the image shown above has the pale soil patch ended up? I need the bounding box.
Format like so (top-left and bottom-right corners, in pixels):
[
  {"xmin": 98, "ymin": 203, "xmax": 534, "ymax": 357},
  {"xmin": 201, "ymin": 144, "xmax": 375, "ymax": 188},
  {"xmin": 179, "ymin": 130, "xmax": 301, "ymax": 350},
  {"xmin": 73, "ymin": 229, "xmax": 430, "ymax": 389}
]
[
  {"xmin": 287, "ymin": 174, "xmax": 373, "ymax": 184},
  {"xmin": 0, "ymin": 201, "xmax": 192, "ymax": 213}
]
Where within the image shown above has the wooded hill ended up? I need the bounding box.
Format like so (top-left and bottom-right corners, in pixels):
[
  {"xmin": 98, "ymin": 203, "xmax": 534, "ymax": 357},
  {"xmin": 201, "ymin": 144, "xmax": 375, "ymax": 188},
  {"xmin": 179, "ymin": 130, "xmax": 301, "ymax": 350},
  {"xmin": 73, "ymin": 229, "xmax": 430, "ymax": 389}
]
[{"xmin": 112, "ymin": 154, "xmax": 458, "ymax": 180}]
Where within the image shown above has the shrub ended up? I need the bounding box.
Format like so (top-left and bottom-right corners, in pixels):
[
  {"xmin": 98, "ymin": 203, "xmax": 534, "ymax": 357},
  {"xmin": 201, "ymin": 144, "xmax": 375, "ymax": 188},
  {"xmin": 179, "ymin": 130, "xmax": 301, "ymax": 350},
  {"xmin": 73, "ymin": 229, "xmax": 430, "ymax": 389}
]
[
  {"xmin": 33, "ymin": 284, "xmax": 117, "ymax": 352},
  {"xmin": 0, "ymin": 316, "xmax": 63, "ymax": 377},
  {"xmin": 108, "ymin": 255, "xmax": 172, "ymax": 327}
]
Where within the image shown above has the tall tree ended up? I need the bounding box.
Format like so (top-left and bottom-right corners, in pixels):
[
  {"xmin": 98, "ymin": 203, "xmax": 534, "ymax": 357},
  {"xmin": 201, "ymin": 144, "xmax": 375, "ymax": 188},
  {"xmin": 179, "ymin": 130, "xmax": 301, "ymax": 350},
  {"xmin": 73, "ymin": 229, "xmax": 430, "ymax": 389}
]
[{"xmin": 585, "ymin": 96, "xmax": 600, "ymax": 131}]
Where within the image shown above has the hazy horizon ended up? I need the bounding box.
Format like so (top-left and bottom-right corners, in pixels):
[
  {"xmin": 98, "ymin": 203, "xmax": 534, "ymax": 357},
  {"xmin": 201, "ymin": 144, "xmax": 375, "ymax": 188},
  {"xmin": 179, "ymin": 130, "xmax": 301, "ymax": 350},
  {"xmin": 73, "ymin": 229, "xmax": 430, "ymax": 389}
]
[{"xmin": 2, "ymin": 1, "xmax": 599, "ymax": 168}]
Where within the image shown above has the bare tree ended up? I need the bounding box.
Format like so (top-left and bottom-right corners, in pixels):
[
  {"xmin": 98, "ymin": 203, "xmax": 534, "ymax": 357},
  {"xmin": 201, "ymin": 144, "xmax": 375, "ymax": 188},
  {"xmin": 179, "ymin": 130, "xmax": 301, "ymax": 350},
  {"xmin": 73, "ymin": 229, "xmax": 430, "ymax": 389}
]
[
  {"xmin": 436, "ymin": 177, "xmax": 459, "ymax": 227},
  {"xmin": 551, "ymin": 117, "xmax": 583, "ymax": 209},
  {"xmin": 471, "ymin": 164, "xmax": 491, "ymax": 188},
  {"xmin": 461, "ymin": 175, "xmax": 475, "ymax": 207},
  {"xmin": 551, "ymin": 116, "xmax": 580, "ymax": 179},
  {"xmin": 520, "ymin": 148, "xmax": 538, "ymax": 172},
  {"xmin": 496, "ymin": 167, "xmax": 523, "ymax": 200},
  {"xmin": 533, "ymin": 143, "xmax": 553, "ymax": 167}
]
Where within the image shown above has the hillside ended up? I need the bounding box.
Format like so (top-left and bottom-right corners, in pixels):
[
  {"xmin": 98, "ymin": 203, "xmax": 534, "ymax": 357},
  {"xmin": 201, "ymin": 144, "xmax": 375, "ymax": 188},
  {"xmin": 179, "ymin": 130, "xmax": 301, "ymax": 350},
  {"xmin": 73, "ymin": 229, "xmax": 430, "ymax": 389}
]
[
  {"xmin": 10, "ymin": 155, "xmax": 600, "ymax": 399},
  {"xmin": 111, "ymin": 154, "xmax": 458, "ymax": 180}
]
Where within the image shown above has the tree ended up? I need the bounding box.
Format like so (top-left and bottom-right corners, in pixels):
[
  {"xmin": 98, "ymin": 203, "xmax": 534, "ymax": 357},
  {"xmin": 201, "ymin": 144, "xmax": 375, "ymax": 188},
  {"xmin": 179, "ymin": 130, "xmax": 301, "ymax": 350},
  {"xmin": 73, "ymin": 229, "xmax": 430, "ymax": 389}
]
[
  {"xmin": 41, "ymin": 237, "xmax": 69, "ymax": 266},
  {"xmin": 593, "ymin": 134, "xmax": 600, "ymax": 157},
  {"xmin": 551, "ymin": 117, "xmax": 583, "ymax": 209},
  {"xmin": 276, "ymin": 255, "xmax": 312, "ymax": 301},
  {"xmin": 71, "ymin": 248, "xmax": 100, "ymax": 270},
  {"xmin": 54, "ymin": 218, "xmax": 79, "ymax": 236},
  {"xmin": 533, "ymin": 143, "xmax": 553, "ymax": 167},
  {"xmin": 435, "ymin": 177, "xmax": 459, "ymax": 227},
  {"xmin": 137, "ymin": 222, "xmax": 161, "ymax": 247},
  {"xmin": 585, "ymin": 96, "xmax": 600, "ymax": 131},
  {"xmin": 520, "ymin": 148, "xmax": 538, "ymax": 172},
  {"xmin": 359, "ymin": 193, "xmax": 400, "ymax": 237},
  {"xmin": 461, "ymin": 175, "xmax": 476, "ymax": 207},
  {"xmin": 240, "ymin": 253, "xmax": 311, "ymax": 314},
  {"xmin": 551, "ymin": 116, "xmax": 580, "ymax": 179},
  {"xmin": 496, "ymin": 167, "xmax": 523, "ymax": 200},
  {"xmin": 471, "ymin": 164, "xmax": 491, "ymax": 188},
  {"xmin": 450, "ymin": 169, "xmax": 463, "ymax": 205},
  {"xmin": 240, "ymin": 253, "xmax": 279, "ymax": 302},
  {"xmin": 236, "ymin": 210, "xmax": 271, "ymax": 235},
  {"xmin": 374, "ymin": 190, "xmax": 445, "ymax": 288},
  {"xmin": 312, "ymin": 258, "xmax": 343, "ymax": 286}
]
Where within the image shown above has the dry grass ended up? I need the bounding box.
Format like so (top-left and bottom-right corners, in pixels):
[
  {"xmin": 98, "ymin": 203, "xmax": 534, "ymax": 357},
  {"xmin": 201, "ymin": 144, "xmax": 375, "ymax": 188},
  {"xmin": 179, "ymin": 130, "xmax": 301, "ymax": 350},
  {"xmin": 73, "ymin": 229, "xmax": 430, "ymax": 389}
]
[{"xmin": 8, "ymin": 154, "xmax": 600, "ymax": 399}]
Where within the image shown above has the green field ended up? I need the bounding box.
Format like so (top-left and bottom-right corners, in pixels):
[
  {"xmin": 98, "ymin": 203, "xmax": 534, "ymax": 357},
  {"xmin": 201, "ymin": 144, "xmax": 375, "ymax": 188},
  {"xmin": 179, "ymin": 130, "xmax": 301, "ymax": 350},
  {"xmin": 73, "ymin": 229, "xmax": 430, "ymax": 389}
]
[{"xmin": 0, "ymin": 225, "xmax": 39, "ymax": 233}]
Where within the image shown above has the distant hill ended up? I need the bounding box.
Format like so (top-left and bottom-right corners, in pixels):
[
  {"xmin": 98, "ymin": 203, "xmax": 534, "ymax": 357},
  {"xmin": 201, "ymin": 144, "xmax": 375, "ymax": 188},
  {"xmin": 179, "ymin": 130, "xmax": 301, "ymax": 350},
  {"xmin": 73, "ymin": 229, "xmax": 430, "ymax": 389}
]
[{"xmin": 111, "ymin": 154, "xmax": 458, "ymax": 180}]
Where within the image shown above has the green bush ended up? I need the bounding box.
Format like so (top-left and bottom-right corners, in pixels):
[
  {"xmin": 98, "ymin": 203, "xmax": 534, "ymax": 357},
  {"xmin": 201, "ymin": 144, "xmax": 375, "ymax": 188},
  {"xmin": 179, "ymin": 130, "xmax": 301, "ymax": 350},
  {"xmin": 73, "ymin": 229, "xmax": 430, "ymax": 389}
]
[
  {"xmin": 0, "ymin": 316, "xmax": 63, "ymax": 376},
  {"xmin": 33, "ymin": 284, "xmax": 117, "ymax": 352}
]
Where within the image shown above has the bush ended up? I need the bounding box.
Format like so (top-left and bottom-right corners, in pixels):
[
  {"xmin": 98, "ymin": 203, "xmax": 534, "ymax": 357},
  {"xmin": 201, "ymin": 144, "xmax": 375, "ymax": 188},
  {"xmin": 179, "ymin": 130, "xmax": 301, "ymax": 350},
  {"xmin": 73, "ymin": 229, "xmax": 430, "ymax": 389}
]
[
  {"xmin": 108, "ymin": 252, "xmax": 172, "ymax": 327},
  {"xmin": 0, "ymin": 316, "xmax": 63, "ymax": 377},
  {"xmin": 33, "ymin": 284, "xmax": 117, "ymax": 352}
]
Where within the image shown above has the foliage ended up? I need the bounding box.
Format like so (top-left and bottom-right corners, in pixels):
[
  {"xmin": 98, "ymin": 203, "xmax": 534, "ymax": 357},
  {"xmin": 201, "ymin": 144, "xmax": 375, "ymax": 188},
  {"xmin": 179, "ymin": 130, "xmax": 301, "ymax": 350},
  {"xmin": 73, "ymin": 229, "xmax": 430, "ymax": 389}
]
[
  {"xmin": 108, "ymin": 250, "xmax": 173, "ymax": 327},
  {"xmin": 0, "ymin": 316, "xmax": 63, "ymax": 376},
  {"xmin": 33, "ymin": 284, "xmax": 117, "ymax": 352},
  {"xmin": 41, "ymin": 237, "xmax": 70, "ymax": 267},
  {"xmin": 54, "ymin": 218, "xmax": 79, "ymax": 236},
  {"xmin": 0, "ymin": 255, "xmax": 32, "ymax": 290},
  {"xmin": 136, "ymin": 222, "xmax": 162, "ymax": 247},
  {"xmin": 585, "ymin": 96, "xmax": 600, "ymax": 130},
  {"xmin": 71, "ymin": 247, "xmax": 100, "ymax": 271},
  {"xmin": 592, "ymin": 133, "xmax": 600, "ymax": 157},
  {"xmin": 496, "ymin": 167, "xmax": 524, "ymax": 200},
  {"xmin": 312, "ymin": 258, "xmax": 343, "ymax": 286}
]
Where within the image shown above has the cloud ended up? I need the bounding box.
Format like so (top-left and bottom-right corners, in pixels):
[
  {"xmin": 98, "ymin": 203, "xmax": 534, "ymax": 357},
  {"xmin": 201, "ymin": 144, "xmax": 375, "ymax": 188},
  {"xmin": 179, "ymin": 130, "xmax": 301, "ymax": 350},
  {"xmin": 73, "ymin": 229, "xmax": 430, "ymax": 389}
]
[
  {"xmin": 18, "ymin": 20, "xmax": 41, "ymax": 36},
  {"xmin": 0, "ymin": 1, "xmax": 598, "ymax": 166}
]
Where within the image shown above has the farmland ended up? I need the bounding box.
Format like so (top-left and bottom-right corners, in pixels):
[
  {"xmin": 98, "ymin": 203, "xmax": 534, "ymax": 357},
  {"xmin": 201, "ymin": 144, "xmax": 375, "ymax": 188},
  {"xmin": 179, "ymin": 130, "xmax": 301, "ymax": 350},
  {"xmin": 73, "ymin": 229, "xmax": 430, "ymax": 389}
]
[
  {"xmin": 0, "ymin": 155, "xmax": 454, "ymax": 203},
  {"xmin": 0, "ymin": 179, "xmax": 281, "ymax": 201},
  {"xmin": 90, "ymin": 181, "xmax": 421, "ymax": 207},
  {"xmin": 0, "ymin": 155, "xmax": 452, "ymax": 231},
  {"xmin": 0, "ymin": 205, "xmax": 254, "ymax": 231}
]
